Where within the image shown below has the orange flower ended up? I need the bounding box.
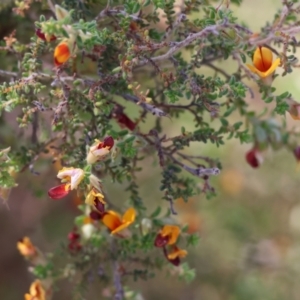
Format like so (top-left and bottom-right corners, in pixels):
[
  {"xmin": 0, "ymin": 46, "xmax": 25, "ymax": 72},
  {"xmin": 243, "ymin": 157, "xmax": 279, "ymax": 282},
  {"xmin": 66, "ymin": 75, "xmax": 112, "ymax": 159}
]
[
  {"xmin": 24, "ymin": 280, "xmax": 46, "ymax": 300},
  {"xmin": 54, "ymin": 41, "xmax": 71, "ymax": 66},
  {"xmin": 48, "ymin": 167, "xmax": 84, "ymax": 200},
  {"xmin": 164, "ymin": 246, "xmax": 187, "ymax": 266},
  {"xmin": 154, "ymin": 225, "xmax": 180, "ymax": 247},
  {"xmin": 86, "ymin": 136, "xmax": 114, "ymax": 164},
  {"xmin": 17, "ymin": 237, "xmax": 37, "ymax": 258},
  {"xmin": 246, "ymin": 47, "xmax": 280, "ymax": 79},
  {"xmin": 102, "ymin": 208, "xmax": 136, "ymax": 235}
]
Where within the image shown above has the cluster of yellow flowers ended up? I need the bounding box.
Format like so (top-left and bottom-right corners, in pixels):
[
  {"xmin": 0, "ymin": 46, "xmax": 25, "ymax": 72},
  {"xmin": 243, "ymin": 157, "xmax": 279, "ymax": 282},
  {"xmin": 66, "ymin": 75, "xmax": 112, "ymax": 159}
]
[
  {"xmin": 18, "ymin": 135, "xmax": 188, "ymax": 298},
  {"xmin": 46, "ymin": 136, "xmax": 138, "ymax": 236}
]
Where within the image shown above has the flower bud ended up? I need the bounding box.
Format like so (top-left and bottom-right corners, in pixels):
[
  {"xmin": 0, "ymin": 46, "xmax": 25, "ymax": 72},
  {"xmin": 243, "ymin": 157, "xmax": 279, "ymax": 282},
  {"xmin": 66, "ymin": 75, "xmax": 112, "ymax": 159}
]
[
  {"xmin": 81, "ymin": 223, "xmax": 95, "ymax": 240},
  {"xmin": 245, "ymin": 148, "xmax": 264, "ymax": 168},
  {"xmin": 86, "ymin": 137, "xmax": 114, "ymax": 164},
  {"xmin": 140, "ymin": 218, "xmax": 152, "ymax": 235},
  {"xmin": 68, "ymin": 232, "xmax": 80, "ymax": 241},
  {"xmin": 55, "ymin": 4, "xmax": 70, "ymax": 20}
]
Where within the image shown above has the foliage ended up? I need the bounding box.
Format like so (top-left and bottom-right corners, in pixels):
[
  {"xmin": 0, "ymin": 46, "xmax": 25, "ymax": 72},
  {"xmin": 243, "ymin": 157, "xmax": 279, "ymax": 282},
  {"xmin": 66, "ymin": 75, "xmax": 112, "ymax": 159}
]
[{"xmin": 1, "ymin": 0, "xmax": 300, "ymax": 299}]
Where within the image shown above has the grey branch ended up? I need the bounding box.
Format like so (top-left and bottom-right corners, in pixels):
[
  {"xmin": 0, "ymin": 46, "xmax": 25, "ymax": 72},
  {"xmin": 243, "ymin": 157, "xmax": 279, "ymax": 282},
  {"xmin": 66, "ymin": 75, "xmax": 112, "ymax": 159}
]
[
  {"xmin": 97, "ymin": 8, "xmax": 143, "ymax": 21},
  {"xmin": 137, "ymin": 23, "xmax": 224, "ymax": 66},
  {"xmin": 0, "ymin": 70, "xmax": 18, "ymax": 77},
  {"xmin": 122, "ymin": 94, "xmax": 167, "ymax": 117},
  {"xmin": 173, "ymin": 157, "xmax": 220, "ymax": 177},
  {"xmin": 113, "ymin": 261, "xmax": 124, "ymax": 300}
]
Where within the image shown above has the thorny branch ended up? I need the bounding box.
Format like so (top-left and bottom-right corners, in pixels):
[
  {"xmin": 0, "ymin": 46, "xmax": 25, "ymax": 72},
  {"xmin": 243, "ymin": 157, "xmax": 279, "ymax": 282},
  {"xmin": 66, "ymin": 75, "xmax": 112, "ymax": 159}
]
[
  {"xmin": 1, "ymin": 1, "xmax": 300, "ymax": 193},
  {"xmin": 136, "ymin": 23, "xmax": 227, "ymax": 66}
]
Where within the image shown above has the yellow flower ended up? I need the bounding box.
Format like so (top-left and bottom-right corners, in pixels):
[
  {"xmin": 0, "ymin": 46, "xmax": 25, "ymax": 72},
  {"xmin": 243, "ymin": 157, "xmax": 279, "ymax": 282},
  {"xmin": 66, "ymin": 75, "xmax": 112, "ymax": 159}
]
[
  {"xmin": 24, "ymin": 280, "xmax": 46, "ymax": 300},
  {"xmin": 102, "ymin": 208, "xmax": 136, "ymax": 235},
  {"xmin": 154, "ymin": 225, "xmax": 180, "ymax": 247},
  {"xmin": 164, "ymin": 246, "xmax": 188, "ymax": 266},
  {"xmin": 86, "ymin": 136, "xmax": 114, "ymax": 165},
  {"xmin": 54, "ymin": 40, "xmax": 71, "ymax": 66},
  {"xmin": 246, "ymin": 47, "xmax": 280, "ymax": 79},
  {"xmin": 85, "ymin": 188, "xmax": 105, "ymax": 205},
  {"xmin": 17, "ymin": 237, "xmax": 37, "ymax": 258},
  {"xmin": 85, "ymin": 188, "xmax": 106, "ymax": 214},
  {"xmin": 57, "ymin": 167, "xmax": 84, "ymax": 190}
]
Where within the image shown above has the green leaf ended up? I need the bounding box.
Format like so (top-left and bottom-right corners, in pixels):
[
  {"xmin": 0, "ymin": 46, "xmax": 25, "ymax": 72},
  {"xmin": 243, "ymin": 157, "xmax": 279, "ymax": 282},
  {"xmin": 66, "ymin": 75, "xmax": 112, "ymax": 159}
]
[
  {"xmin": 186, "ymin": 234, "xmax": 200, "ymax": 246},
  {"xmin": 276, "ymin": 91, "xmax": 290, "ymax": 102},
  {"xmin": 240, "ymin": 53, "xmax": 246, "ymax": 63},
  {"xmin": 150, "ymin": 206, "xmax": 161, "ymax": 218},
  {"xmin": 223, "ymin": 106, "xmax": 236, "ymax": 117},
  {"xmin": 254, "ymin": 126, "xmax": 267, "ymax": 143}
]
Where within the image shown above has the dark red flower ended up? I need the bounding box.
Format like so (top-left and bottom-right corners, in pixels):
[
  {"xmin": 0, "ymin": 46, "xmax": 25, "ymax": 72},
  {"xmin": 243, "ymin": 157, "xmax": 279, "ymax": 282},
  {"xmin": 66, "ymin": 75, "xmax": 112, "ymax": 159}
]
[
  {"xmin": 67, "ymin": 229, "xmax": 81, "ymax": 253},
  {"xmin": 94, "ymin": 198, "xmax": 105, "ymax": 214},
  {"xmin": 48, "ymin": 183, "xmax": 70, "ymax": 199},
  {"xmin": 245, "ymin": 148, "xmax": 263, "ymax": 168},
  {"xmin": 162, "ymin": 246, "xmax": 187, "ymax": 266},
  {"xmin": 68, "ymin": 232, "xmax": 80, "ymax": 241},
  {"xmin": 116, "ymin": 113, "xmax": 136, "ymax": 131},
  {"xmin": 35, "ymin": 28, "xmax": 56, "ymax": 41},
  {"xmin": 129, "ymin": 21, "xmax": 138, "ymax": 31},
  {"xmin": 154, "ymin": 234, "xmax": 170, "ymax": 248},
  {"xmin": 102, "ymin": 136, "xmax": 114, "ymax": 149},
  {"xmin": 294, "ymin": 147, "xmax": 300, "ymax": 161},
  {"xmin": 90, "ymin": 210, "xmax": 101, "ymax": 220},
  {"xmin": 163, "ymin": 247, "xmax": 180, "ymax": 266},
  {"xmin": 68, "ymin": 242, "xmax": 82, "ymax": 252}
]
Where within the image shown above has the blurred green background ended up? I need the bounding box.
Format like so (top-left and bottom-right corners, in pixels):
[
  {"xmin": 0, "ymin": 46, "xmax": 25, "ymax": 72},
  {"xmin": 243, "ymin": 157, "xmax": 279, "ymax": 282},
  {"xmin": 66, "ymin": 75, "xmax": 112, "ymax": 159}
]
[{"xmin": 2, "ymin": 0, "xmax": 300, "ymax": 299}]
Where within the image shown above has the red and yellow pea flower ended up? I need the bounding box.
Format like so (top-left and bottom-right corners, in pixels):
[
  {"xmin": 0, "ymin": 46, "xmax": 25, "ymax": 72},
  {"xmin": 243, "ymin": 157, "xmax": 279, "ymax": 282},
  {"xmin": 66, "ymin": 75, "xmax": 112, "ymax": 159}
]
[
  {"xmin": 24, "ymin": 280, "xmax": 46, "ymax": 300},
  {"xmin": 85, "ymin": 188, "xmax": 106, "ymax": 214},
  {"xmin": 163, "ymin": 246, "xmax": 188, "ymax": 266},
  {"xmin": 54, "ymin": 40, "xmax": 72, "ymax": 66},
  {"xmin": 154, "ymin": 225, "xmax": 180, "ymax": 248},
  {"xmin": 17, "ymin": 237, "xmax": 37, "ymax": 258},
  {"xmin": 48, "ymin": 167, "xmax": 84, "ymax": 200},
  {"xmin": 86, "ymin": 136, "xmax": 114, "ymax": 165},
  {"xmin": 102, "ymin": 207, "xmax": 136, "ymax": 236},
  {"xmin": 35, "ymin": 28, "xmax": 56, "ymax": 42},
  {"xmin": 155, "ymin": 225, "xmax": 188, "ymax": 266},
  {"xmin": 246, "ymin": 46, "xmax": 280, "ymax": 79}
]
